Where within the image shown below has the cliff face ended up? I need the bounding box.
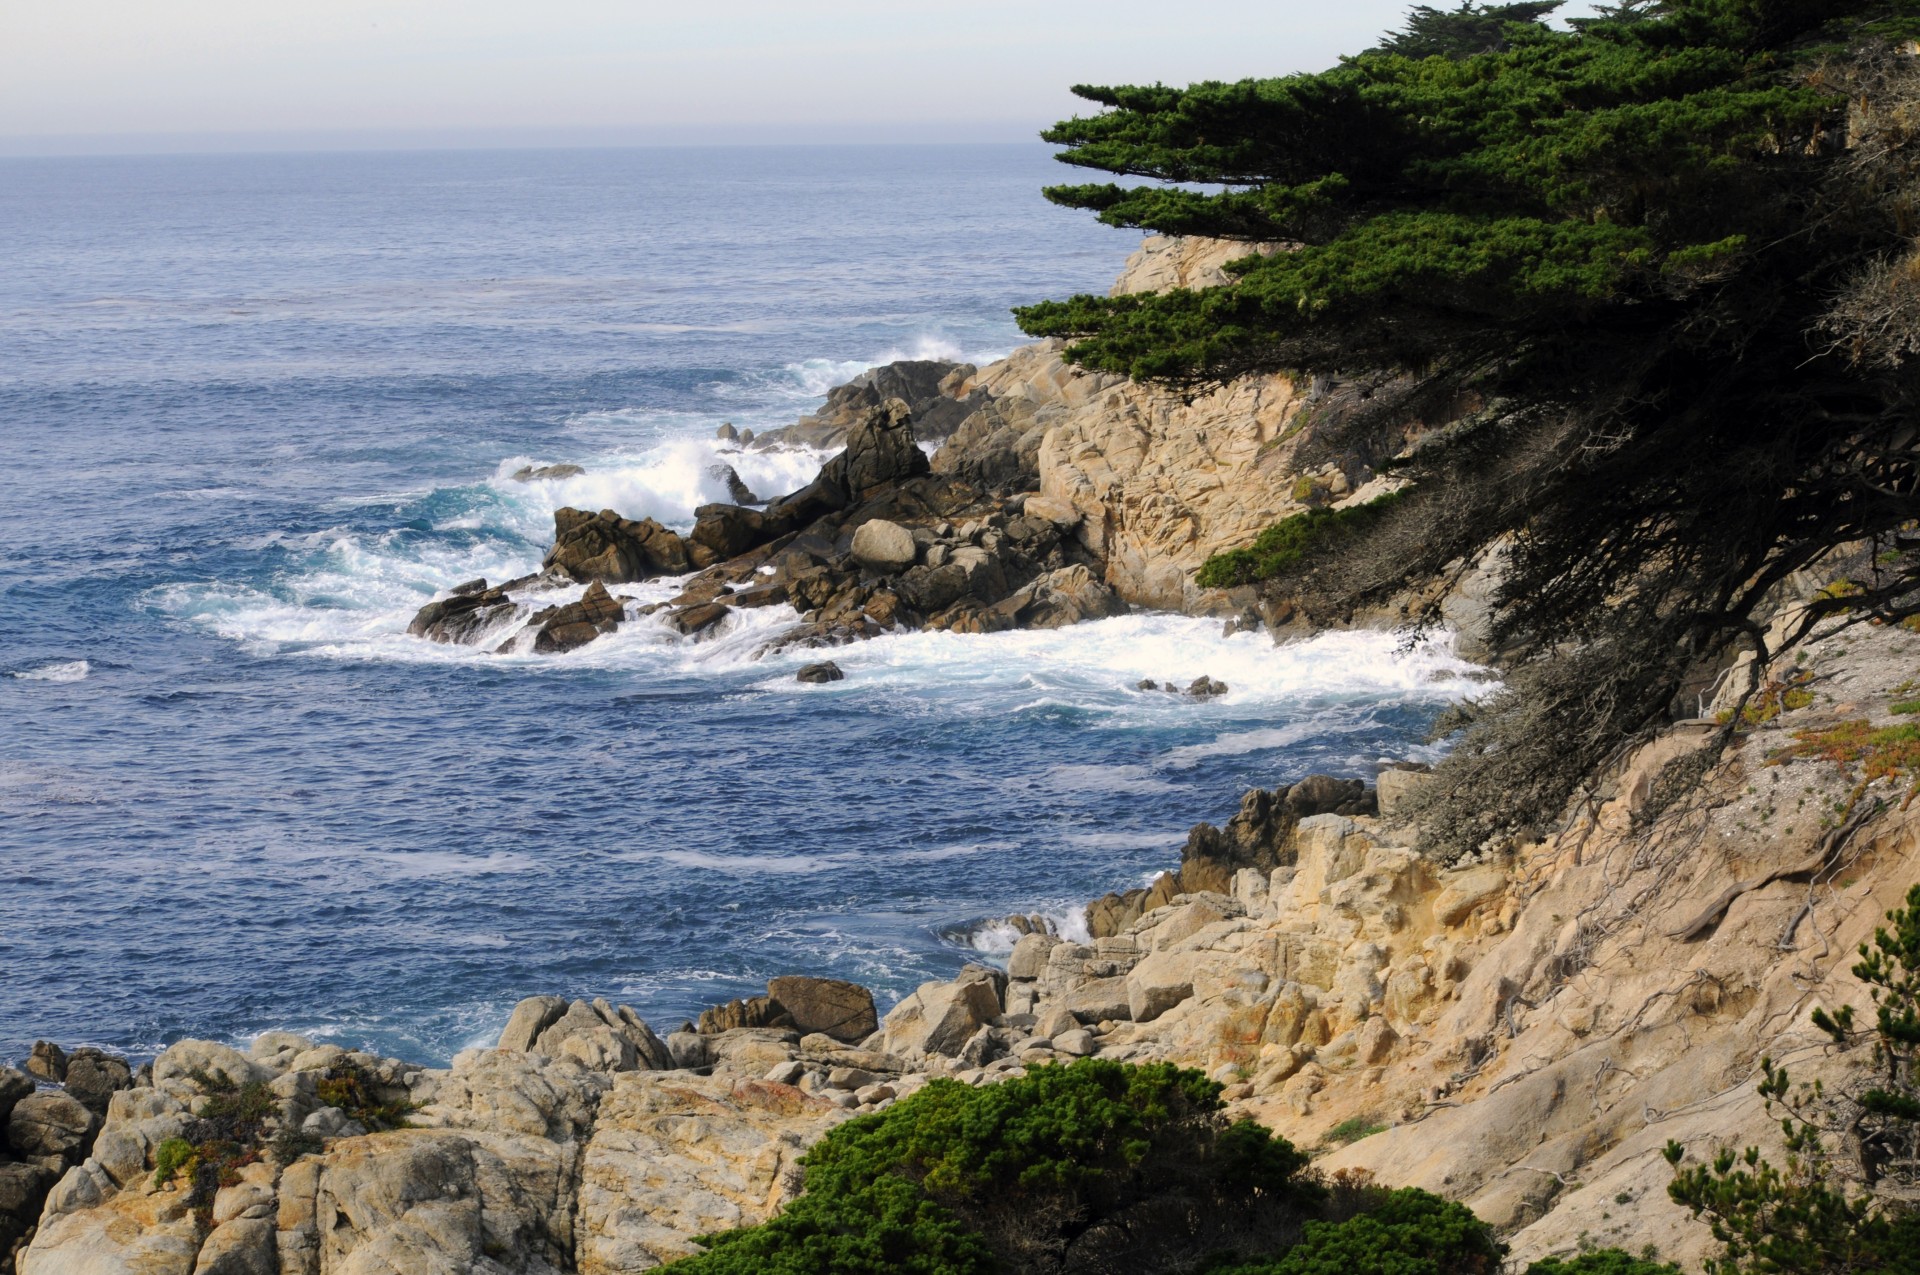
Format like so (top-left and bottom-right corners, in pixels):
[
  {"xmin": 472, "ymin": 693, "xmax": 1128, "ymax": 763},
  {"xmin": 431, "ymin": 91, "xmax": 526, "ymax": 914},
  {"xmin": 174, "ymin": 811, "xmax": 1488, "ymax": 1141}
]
[{"xmin": 926, "ymin": 236, "xmax": 1328, "ymax": 613}]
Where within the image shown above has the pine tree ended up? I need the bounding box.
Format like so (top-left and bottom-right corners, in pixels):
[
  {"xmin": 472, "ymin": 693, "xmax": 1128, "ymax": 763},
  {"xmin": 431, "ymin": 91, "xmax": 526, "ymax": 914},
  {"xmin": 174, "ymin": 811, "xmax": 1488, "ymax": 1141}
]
[{"xmin": 1017, "ymin": 1, "xmax": 1920, "ymax": 860}]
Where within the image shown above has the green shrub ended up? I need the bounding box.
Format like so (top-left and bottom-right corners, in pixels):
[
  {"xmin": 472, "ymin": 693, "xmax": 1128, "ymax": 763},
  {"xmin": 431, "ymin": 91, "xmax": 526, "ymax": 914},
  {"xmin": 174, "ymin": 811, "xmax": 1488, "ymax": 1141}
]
[
  {"xmin": 666, "ymin": 1058, "xmax": 1323, "ymax": 1274},
  {"xmin": 315, "ymin": 1060, "xmax": 417, "ymax": 1132},
  {"xmin": 1215, "ymin": 1188, "xmax": 1505, "ymax": 1275},
  {"xmin": 1323, "ymin": 1117, "xmax": 1387, "ymax": 1147},
  {"xmin": 1196, "ymin": 493, "xmax": 1405, "ymax": 590},
  {"xmin": 151, "ymin": 1136, "xmax": 196, "ymax": 1188},
  {"xmin": 1527, "ymin": 1252, "xmax": 1679, "ymax": 1275}
]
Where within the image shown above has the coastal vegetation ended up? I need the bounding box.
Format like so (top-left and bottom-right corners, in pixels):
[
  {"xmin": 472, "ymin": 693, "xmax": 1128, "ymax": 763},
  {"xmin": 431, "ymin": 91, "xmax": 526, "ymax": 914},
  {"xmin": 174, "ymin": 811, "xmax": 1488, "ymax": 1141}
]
[
  {"xmin": 666, "ymin": 1057, "xmax": 1515, "ymax": 1275},
  {"xmin": 1664, "ymin": 882, "xmax": 1920, "ymax": 1274},
  {"xmin": 1018, "ymin": 0, "xmax": 1920, "ymax": 861}
]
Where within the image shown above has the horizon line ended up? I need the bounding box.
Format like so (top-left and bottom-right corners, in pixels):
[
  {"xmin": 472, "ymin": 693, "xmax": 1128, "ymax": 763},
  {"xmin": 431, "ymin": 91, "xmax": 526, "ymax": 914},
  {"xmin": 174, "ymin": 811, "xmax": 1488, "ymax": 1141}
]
[{"xmin": 0, "ymin": 121, "xmax": 1054, "ymax": 161}]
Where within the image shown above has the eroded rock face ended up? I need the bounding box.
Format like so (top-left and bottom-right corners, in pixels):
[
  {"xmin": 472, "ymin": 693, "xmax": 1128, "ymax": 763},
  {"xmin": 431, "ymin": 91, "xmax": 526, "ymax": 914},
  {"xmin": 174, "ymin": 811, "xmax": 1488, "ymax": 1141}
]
[
  {"xmin": 761, "ymin": 359, "xmax": 981, "ymax": 451},
  {"xmin": 494, "ymin": 996, "xmax": 673, "ymax": 1073},
  {"xmin": 764, "ymin": 977, "xmax": 877, "ymax": 1044},
  {"xmin": 575, "ymin": 1073, "xmax": 841, "ymax": 1273},
  {"xmin": 544, "ymin": 508, "xmax": 691, "ymax": 584},
  {"xmin": 60, "ymin": 1049, "xmax": 132, "ymax": 1114}
]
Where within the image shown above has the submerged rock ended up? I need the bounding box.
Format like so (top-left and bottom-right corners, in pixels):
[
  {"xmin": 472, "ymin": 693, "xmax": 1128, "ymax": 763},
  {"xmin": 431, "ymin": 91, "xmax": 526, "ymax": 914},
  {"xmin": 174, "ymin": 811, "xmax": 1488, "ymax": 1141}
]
[
  {"xmin": 509, "ymin": 462, "xmax": 585, "ymax": 482},
  {"xmin": 796, "ymin": 661, "xmax": 844, "ymax": 683}
]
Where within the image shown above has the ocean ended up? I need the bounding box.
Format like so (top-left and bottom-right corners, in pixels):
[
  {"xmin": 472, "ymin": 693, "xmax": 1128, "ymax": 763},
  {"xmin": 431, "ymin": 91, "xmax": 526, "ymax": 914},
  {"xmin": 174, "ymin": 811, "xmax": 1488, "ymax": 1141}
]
[{"xmin": 0, "ymin": 143, "xmax": 1479, "ymax": 1064}]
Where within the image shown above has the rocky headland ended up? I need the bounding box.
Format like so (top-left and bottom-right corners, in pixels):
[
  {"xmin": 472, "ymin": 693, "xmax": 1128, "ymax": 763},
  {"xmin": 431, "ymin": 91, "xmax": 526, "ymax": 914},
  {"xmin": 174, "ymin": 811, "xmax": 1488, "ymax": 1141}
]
[{"xmin": 403, "ymin": 235, "xmax": 1454, "ymax": 665}]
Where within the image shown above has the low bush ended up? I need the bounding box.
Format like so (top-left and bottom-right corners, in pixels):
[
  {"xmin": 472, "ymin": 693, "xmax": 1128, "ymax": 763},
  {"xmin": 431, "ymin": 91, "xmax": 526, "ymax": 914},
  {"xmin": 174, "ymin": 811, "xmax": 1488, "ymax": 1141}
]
[{"xmin": 664, "ymin": 1058, "xmax": 1510, "ymax": 1275}]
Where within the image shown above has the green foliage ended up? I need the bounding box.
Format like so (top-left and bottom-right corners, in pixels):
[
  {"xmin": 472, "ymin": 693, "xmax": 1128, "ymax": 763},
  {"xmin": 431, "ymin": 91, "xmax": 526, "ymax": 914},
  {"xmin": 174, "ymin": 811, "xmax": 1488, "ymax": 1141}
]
[
  {"xmin": 1322, "ymin": 1116, "xmax": 1389, "ymax": 1146},
  {"xmin": 1373, "ymin": 3, "xmax": 1567, "ymax": 59},
  {"xmin": 1214, "ymin": 1188, "xmax": 1506, "ymax": 1275},
  {"xmin": 1526, "ymin": 1252, "xmax": 1680, "ymax": 1275},
  {"xmin": 665, "ymin": 1059, "xmax": 1325, "ymax": 1274},
  {"xmin": 161, "ymin": 1071, "xmax": 281, "ymax": 1229},
  {"xmin": 1196, "ymin": 494, "xmax": 1405, "ymax": 589},
  {"xmin": 1019, "ymin": 0, "xmax": 1920, "ymax": 860},
  {"xmin": 151, "ymin": 1136, "xmax": 195, "ymax": 1188},
  {"xmin": 315, "ymin": 1060, "xmax": 417, "ymax": 1132},
  {"xmin": 1666, "ymin": 884, "xmax": 1920, "ymax": 1274}
]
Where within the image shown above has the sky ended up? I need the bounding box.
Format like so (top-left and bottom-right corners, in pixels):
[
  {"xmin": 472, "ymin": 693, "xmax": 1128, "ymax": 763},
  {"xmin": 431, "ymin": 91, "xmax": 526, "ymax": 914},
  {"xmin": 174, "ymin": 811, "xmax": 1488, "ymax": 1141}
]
[{"xmin": 0, "ymin": 1, "xmax": 1504, "ymax": 155}]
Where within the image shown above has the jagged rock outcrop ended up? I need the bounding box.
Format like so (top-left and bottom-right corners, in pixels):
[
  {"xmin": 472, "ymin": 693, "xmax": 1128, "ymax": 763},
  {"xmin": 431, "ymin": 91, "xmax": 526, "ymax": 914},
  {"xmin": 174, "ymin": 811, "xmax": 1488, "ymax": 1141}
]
[
  {"xmin": 544, "ymin": 508, "xmax": 692, "ymax": 584},
  {"xmin": 14, "ymin": 996, "xmax": 886, "ymax": 1275},
  {"xmin": 758, "ymin": 359, "xmax": 982, "ymax": 450}
]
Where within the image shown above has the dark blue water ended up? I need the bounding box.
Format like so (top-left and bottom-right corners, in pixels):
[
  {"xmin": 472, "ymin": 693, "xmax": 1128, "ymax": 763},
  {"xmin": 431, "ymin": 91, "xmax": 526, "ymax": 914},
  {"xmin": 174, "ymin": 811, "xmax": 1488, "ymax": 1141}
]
[{"xmin": 0, "ymin": 145, "xmax": 1473, "ymax": 1065}]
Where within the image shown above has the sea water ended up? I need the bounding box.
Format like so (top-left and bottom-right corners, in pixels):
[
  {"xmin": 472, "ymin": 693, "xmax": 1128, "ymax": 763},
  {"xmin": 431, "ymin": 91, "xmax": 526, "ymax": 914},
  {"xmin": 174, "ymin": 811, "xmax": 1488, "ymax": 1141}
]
[{"xmin": 0, "ymin": 145, "xmax": 1482, "ymax": 1063}]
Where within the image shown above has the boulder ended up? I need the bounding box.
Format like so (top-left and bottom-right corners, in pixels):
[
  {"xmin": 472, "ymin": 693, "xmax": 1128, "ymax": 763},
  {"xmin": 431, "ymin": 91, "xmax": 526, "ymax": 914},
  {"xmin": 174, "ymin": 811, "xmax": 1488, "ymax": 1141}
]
[
  {"xmin": 689, "ymin": 504, "xmax": 768, "ymax": 561},
  {"xmin": 1151, "ymin": 900, "xmax": 1235, "ymax": 952},
  {"xmin": 1054, "ymin": 1029, "xmax": 1098, "ymax": 1057},
  {"xmin": 532, "ymin": 999, "xmax": 673, "ymax": 1072},
  {"xmin": 573, "ymin": 1071, "xmax": 843, "ymax": 1271},
  {"xmin": 1357, "ymin": 1016, "xmax": 1399, "ymax": 1065},
  {"xmin": 544, "ymin": 507, "xmax": 690, "ymax": 583},
  {"xmin": 408, "ymin": 581, "xmax": 521, "ymax": 646},
  {"xmin": 24, "ymin": 1042, "xmax": 65, "ymax": 1083},
  {"xmin": 838, "ymin": 398, "xmax": 932, "ymax": 494},
  {"xmin": 1377, "ymin": 765, "xmax": 1435, "ymax": 818},
  {"xmin": 192, "ymin": 1216, "xmax": 277, "ymax": 1275},
  {"xmin": 61, "ymin": 1049, "xmax": 132, "ymax": 1113},
  {"xmin": 1287, "ymin": 774, "xmax": 1367, "ymax": 816},
  {"xmin": 1020, "ymin": 495, "xmax": 1081, "ymax": 527},
  {"xmin": 667, "ymin": 601, "xmax": 731, "ymax": 637},
  {"xmin": 497, "ymin": 995, "xmax": 568, "ymax": 1052},
  {"xmin": 897, "ymin": 563, "xmax": 971, "ymax": 613},
  {"xmin": 1187, "ymin": 676, "xmax": 1229, "ymax": 699},
  {"xmin": 992, "ymin": 564, "xmax": 1126, "ymax": 630},
  {"xmin": 930, "ymin": 400, "xmax": 1046, "ymax": 489},
  {"xmin": 765, "ymin": 977, "xmax": 878, "ymax": 1043},
  {"xmin": 6, "ymin": 1091, "xmax": 97, "ymax": 1163},
  {"xmin": 882, "ymin": 978, "xmax": 1001, "ymax": 1059},
  {"xmin": 1178, "ymin": 789, "xmax": 1298, "ymax": 896},
  {"xmin": 1007, "ymin": 932, "xmax": 1058, "ymax": 981},
  {"xmin": 770, "ymin": 360, "xmax": 975, "ymax": 450},
  {"xmin": 697, "ymin": 997, "xmax": 793, "ymax": 1036},
  {"xmin": 1065, "ymin": 976, "xmax": 1134, "ymax": 1025},
  {"xmin": 247, "ymin": 1031, "xmax": 315, "ymax": 1072},
  {"xmin": 529, "ymin": 580, "xmax": 624, "ymax": 653},
  {"xmin": 796, "ymin": 661, "xmax": 844, "ymax": 684},
  {"xmin": 1034, "ymin": 1006, "xmax": 1079, "ymax": 1039},
  {"xmin": 152, "ymin": 1041, "xmax": 273, "ymax": 1092},
  {"xmin": 0, "ymin": 1067, "xmax": 34, "ymax": 1127},
  {"xmin": 850, "ymin": 519, "xmax": 917, "ymax": 572},
  {"xmin": 0, "ymin": 1160, "xmax": 54, "ymax": 1262},
  {"xmin": 1127, "ymin": 950, "xmax": 1202, "ymax": 1024}
]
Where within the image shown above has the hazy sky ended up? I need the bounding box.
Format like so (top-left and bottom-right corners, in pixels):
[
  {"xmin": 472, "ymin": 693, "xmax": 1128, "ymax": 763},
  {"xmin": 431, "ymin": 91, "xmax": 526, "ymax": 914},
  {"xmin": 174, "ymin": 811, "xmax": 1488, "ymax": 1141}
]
[{"xmin": 0, "ymin": 1, "xmax": 1492, "ymax": 154}]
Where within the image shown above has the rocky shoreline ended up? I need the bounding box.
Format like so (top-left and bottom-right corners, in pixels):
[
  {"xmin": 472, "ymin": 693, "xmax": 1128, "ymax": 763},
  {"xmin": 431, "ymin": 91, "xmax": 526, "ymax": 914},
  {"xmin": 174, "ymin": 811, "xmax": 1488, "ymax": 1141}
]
[
  {"xmin": 10, "ymin": 612, "xmax": 1919, "ymax": 1273},
  {"xmin": 407, "ymin": 388, "xmax": 1131, "ymax": 661},
  {"xmin": 399, "ymin": 235, "xmax": 1477, "ymax": 668}
]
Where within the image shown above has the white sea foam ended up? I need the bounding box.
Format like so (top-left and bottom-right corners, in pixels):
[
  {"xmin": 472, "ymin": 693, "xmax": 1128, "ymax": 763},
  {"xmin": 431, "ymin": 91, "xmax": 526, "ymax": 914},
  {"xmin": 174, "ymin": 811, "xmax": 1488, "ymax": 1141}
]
[
  {"xmin": 751, "ymin": 617, "xmax": 1488, "ymax": 708},
  {"xmin": 10, "ymin": 660, "xmax": 90, "ymax": 683},
  {"xmin": 951, "ymin": 905, "xmax": 1095, "ymax": 956},
  {"xmin": 490, "ymin": 437, "xmax": 829, "ymax": 534}
]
